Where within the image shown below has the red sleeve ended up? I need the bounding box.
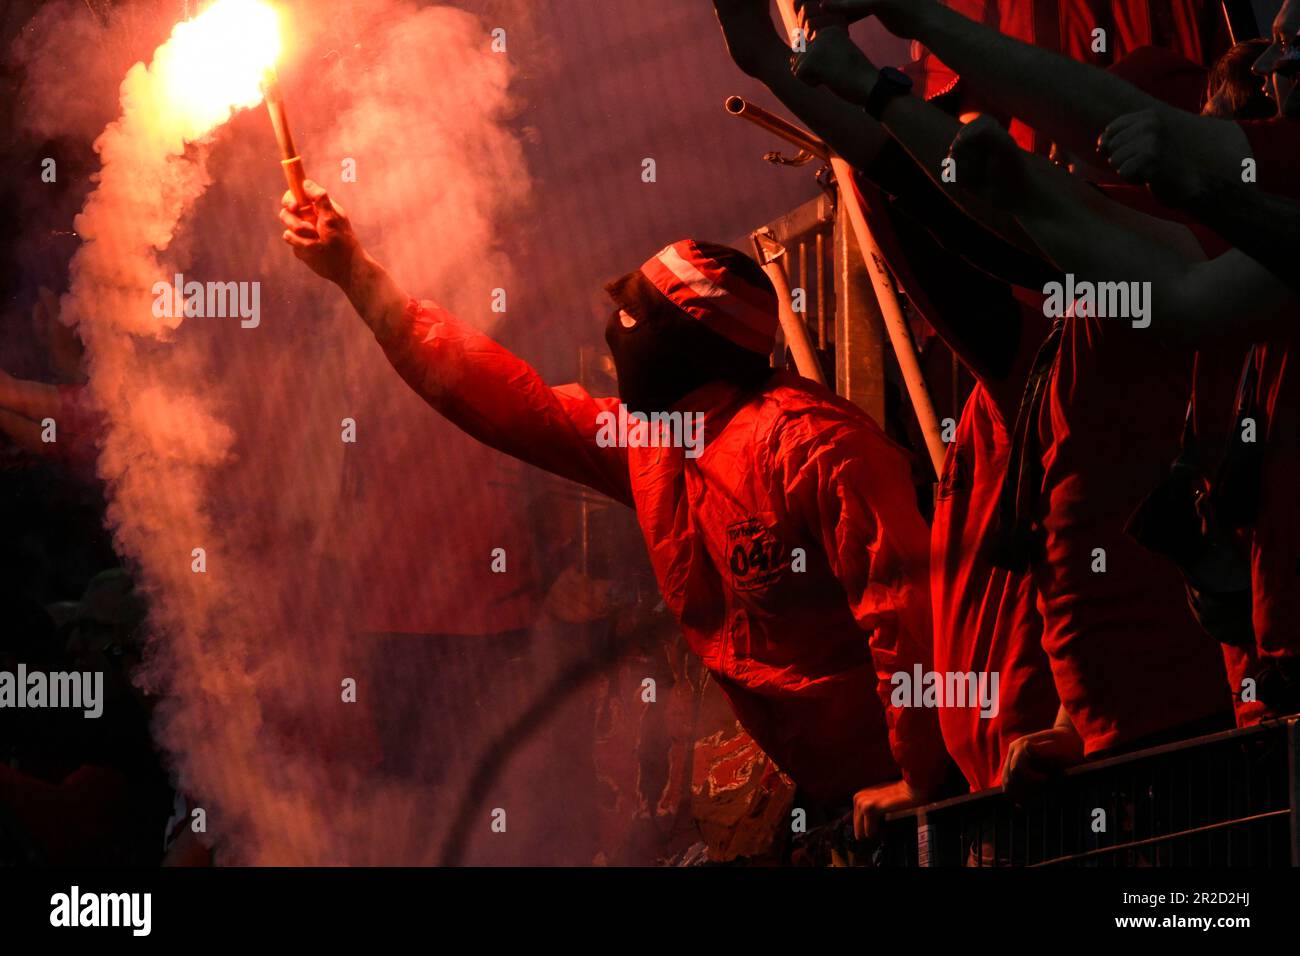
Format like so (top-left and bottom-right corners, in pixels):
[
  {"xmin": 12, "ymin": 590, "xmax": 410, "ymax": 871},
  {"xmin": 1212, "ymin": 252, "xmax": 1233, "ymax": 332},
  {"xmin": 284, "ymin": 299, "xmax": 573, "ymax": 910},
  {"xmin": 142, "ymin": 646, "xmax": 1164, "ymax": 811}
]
[
  {"xmin": 373, "ymin": 298, "xmax": 633, "ymax": 507},
  {"xmin": 783, "ymin": 412, "xmax": 948, "ymax": 794}
]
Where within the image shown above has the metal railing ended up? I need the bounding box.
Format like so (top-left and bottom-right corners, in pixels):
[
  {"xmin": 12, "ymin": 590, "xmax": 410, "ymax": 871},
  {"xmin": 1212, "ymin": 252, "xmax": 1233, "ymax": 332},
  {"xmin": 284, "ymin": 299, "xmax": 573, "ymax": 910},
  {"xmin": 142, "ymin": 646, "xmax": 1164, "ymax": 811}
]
[{"xmin": 879, "ymin": 717, "xmax": 1300, "ymax": 867}]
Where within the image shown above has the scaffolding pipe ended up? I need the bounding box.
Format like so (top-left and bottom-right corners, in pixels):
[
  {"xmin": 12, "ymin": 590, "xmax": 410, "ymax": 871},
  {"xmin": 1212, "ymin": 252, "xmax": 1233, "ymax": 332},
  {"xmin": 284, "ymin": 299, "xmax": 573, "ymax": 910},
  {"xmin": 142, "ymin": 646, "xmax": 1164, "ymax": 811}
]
[
  {"xmin": 724, "ymin": 95, "xmax": 831, "ymax": 160},
  {"xmin": 773, "ymin": 0, "xmax": 946, "ymax": 477},
  {"xmin": 833, "ymin": 156, "xmax": 947, "ymax": 476},
  {"xmin": 752, "ymin": 230, "xmax": 827, "ymax": 387}
]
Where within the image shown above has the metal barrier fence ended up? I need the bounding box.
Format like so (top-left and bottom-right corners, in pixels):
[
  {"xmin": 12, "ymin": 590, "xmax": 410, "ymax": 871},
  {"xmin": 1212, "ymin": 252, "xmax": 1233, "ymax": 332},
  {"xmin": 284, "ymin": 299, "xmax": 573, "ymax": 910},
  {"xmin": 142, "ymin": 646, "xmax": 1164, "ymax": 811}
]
[
  {"xmin": 879, "ymin": 718, "xmax": 1300, "ymax": 867},
  {"xmin": 733, "ymin": 192, "xmax": 893, "ymax": 426}
]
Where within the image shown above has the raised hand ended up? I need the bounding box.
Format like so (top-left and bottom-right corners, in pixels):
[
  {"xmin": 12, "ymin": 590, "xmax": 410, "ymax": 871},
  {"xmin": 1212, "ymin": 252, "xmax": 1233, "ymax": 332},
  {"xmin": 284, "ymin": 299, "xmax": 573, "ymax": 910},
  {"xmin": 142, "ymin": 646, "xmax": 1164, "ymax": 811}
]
[
  {"xmin": 947, "ymin": 114, "xmax": 1032, "ymax": 210},
  {"xmin": 1098, "ymin": 108, "xmax": 1212, "ymax": 206},
  {"xmin": 790, "ymin": 24, "xmax": 878, "ymax": 102},
  {"xmin": 711, "ymin": 0, "xmax": 788, "ymax": 77},
  {"xmin": 278, "ymin": 180, "xmax": 361, "ymax": 286}
]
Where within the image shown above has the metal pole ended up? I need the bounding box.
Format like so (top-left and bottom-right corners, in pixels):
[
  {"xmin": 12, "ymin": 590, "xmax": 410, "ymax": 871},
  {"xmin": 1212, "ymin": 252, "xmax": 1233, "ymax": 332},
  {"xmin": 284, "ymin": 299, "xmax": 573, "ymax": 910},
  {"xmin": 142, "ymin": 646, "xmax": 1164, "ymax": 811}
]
[
  {"xmin": 752, "ymin": 230, "xmax": 828, "ymax": 387},
  {"xmin": 1220, "ymin": 0, "xmax": 1261, "ymax": 42},
  {"xmin": 833, "ymin": 157, "xmax": 947, "ymax": 476},
  {"xmin": 772, "ymin": 0, "xmax": 946, "ymax": 477},
  {"xmin": 725, "ymin": 96, "xmax": 830, "ymax": 160}
]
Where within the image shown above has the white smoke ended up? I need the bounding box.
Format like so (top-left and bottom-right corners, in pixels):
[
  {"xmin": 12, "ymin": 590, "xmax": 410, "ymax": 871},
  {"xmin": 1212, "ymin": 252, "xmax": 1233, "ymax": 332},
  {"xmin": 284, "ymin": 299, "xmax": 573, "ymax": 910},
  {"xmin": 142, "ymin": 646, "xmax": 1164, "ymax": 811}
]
[{"xmin": 39, "ymin": 0, "xmax": 536, "ymax": 864}]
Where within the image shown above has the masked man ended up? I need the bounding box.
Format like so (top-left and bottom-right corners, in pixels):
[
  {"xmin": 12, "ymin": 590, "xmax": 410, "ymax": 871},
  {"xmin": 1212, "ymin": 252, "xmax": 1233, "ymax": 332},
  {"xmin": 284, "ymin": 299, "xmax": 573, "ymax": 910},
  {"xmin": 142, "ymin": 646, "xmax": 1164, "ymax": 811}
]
[{"xmin": 278, "ymin": 183, "xmax": 950, "ymax": 828}]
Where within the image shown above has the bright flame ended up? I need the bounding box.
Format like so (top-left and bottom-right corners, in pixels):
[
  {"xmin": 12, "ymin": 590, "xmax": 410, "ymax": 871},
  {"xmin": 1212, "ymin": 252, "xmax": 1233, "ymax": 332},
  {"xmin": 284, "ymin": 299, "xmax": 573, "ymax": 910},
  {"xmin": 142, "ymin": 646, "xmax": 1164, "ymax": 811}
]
[{"xmin": 154, "ymin": 0, "xmax": 281, "ymax": 140}]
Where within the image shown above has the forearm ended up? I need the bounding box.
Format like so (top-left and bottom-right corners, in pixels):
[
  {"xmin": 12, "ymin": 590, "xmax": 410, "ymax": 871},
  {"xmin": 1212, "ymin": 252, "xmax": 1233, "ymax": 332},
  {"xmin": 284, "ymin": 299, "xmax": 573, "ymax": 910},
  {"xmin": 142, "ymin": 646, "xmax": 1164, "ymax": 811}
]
[
  {"xmin": 337, "ymin": 249, "xmax": 411, "ymax": 344},
  {"xmin": 336, "ymin": 256, "xmax": 633, "ymax": 505},
  {"xmin": 1019, "ymin": 189, "xmax": 1188, "ymax": 288},
  {"xmin": 745, "ymin": 44, "xmax": 889, "ymax": 171},
  {"xmin": 877, "ymin": 93, "xmax": 1037, "ymax": 252},
  {"xmin": 0, "ymin": 371, "xmax": 61, "ymax": 422},
  {"xmin": 992, "ymin": 147, "xmax": 1201, "ymax": 295},
  {"xmin": 1004, "ymin": 178, "xmax": 1293, "ymax": 344},
  {"xmin": 766, "ymin": 54, "xmax": 1044, "ymax": 272},
  {"xmin": 1184, "ymin": 184, "xmax": 1300, "ymax": 293},
  {"xmin": 750, "ymin": 13, "xmax": 1040, "ymax": 259},
  {"xmin": 908, "ymin": 0, "xmax": 1158, "ymax": 159},
  {"xmin": 1043, "ymin": 705, "xmax": 1085, "ymax": 761},
  {"xmin": 1014, "ymin": 195, "xmax": 1193, "ymax": 341}
]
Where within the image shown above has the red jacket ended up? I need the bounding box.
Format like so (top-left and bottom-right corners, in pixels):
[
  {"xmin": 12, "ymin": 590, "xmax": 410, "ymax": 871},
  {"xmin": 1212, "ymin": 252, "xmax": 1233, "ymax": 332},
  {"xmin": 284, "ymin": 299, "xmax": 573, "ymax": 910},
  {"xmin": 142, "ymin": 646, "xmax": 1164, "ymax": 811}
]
[
  {"xmin": 1237, "ymin": 120, "xmax": 1300, "ymax": 666},
  {"xmin": 1034, "ymin": 315, "xmax": 1233, "ymax": 754},
  {"xmin": 1251, "ymin": 340, "xmax": 1298, "ymax": 664},
  {"xmin": 373, "ymin": 298, "xmax": 947, "ymax": 804},
  {"xmin": 932, "ymin": 385, "xmax": 1058, "ymax": 789}
]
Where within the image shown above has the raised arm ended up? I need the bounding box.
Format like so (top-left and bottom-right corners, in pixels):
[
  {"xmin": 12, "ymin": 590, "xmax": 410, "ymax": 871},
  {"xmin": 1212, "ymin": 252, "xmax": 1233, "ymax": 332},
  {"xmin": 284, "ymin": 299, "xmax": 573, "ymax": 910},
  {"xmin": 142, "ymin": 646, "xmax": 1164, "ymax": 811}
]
[
  {"xmin": 789, "ymin": 21, "xmax": 1039, "ymax": 253},
  {"xmin": 814, "ymin": 0, "xmax": 1254, "ymax": 173},
  {"xmin": 1097, "ymin": 107, "xmax": 1300, "ymax": 294},
  {"xmin": 1182, "ymin": 184, "xmax": 1300, "ymax": 293},
  {"xmin": 713, "ymin": 0, "xmax": 889, "ymax": 170},
  {"xmin": 948, "ymin": 116, "xmax": 1298, "ymax": 345},
  {"xmin": 713, "ymin": 1, "xmax": 1053, "ymax": 394},
  {"xmin": 717, "ymin": 2, "xmax": 1026, "ymax": 246},
  {"xmin": 279, "ymin": 181, "xmax": 633, "ymax": 506},
  {"xmin": 815, "ymin": 0, "xmax": 1157, "ymax": 150}
]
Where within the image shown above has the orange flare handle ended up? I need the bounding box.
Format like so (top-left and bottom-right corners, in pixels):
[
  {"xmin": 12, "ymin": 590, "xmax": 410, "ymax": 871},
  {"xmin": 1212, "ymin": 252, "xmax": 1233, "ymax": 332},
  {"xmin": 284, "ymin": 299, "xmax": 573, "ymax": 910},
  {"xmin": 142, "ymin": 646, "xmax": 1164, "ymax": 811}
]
[
  {"xmin": 264, "ymin": 74, "xmax": 311, "ymax": 212},
  {"xmin": 281, "ymin": 155, "xmax": 309, "ymax": 208}
]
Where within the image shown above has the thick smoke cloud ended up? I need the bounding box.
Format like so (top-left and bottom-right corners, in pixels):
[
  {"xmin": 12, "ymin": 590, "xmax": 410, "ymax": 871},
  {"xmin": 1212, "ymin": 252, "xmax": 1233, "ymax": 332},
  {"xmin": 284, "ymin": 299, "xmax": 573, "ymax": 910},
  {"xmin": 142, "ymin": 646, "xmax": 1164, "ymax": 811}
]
[
  {"xmin": 8, "ymin": 0, "xmax": 841, "ymax": 864},
  {"xmin": 18, "ymin": 0, "xmax": 551, "ymax": 864}
]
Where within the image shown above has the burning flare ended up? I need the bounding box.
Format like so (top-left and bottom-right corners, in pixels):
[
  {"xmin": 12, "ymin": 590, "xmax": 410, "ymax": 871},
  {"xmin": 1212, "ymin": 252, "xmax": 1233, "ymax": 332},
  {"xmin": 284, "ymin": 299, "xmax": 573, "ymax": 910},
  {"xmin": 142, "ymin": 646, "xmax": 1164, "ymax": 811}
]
[
  {"xmin": 155, "ymin": 0, "xmax": 282, "ymax": 140},
  {"xmin": 48, "ymin": 0, "xmax": 530, "ymax": 864}
]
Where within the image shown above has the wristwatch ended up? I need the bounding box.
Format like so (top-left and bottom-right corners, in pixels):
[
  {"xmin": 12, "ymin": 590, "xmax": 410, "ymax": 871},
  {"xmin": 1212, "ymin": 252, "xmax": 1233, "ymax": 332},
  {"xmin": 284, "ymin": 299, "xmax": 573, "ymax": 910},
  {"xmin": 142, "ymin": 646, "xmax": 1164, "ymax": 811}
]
[{"xmin": 863, "ymin": 66, "xmax": 914, "ymax": 120}]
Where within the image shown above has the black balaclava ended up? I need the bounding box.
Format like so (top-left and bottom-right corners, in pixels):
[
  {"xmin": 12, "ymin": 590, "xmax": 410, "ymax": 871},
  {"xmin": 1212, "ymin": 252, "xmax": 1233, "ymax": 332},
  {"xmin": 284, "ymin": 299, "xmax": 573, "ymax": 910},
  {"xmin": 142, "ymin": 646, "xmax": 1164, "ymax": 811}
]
[{"xmin": 603, "ymin": 247, "xmax": 775, "ymax": 415}]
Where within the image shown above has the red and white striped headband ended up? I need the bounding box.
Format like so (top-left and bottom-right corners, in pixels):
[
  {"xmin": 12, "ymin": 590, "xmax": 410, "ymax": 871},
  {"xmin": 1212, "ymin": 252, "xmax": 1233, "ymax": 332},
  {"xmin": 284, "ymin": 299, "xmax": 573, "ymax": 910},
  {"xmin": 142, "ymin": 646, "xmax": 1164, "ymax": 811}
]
[{"xmin": 637, "ymin": 240, "xmax": 779, "ymax": 354}]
